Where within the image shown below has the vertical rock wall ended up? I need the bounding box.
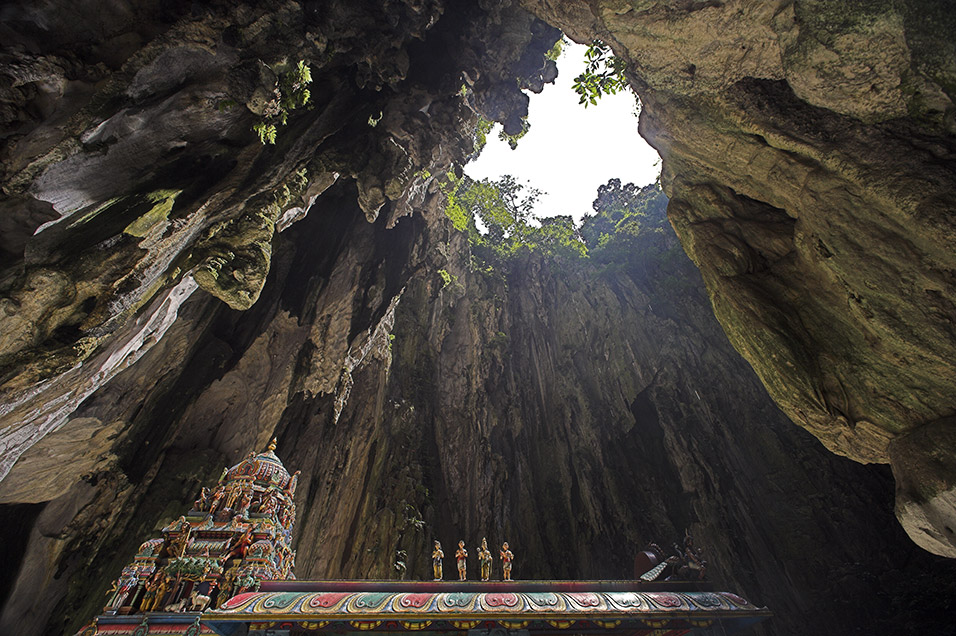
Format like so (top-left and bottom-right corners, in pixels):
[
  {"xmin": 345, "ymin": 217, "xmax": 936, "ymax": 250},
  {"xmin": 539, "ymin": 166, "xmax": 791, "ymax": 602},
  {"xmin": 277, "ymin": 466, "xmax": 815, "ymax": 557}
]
[
  {"xmin": 305, "ymin": 191, "xmax": 954, "ymax": 636},
  {"xmin": 519, "ymin": 0, "xmax": 956, "ymax": 557}
]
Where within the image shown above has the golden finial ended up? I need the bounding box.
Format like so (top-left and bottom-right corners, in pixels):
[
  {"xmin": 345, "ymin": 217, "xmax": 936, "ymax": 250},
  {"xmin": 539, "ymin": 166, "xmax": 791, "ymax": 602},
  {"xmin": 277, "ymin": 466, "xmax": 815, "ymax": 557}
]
[{"xmin": 266, "ymin": 437, "xmax": 277, "ymax": 452}]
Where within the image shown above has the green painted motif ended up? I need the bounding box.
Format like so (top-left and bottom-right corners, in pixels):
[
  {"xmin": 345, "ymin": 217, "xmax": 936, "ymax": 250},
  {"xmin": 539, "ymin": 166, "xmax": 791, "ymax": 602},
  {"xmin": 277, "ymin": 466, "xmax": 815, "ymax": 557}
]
[
  {"xmin": 262, "ymin": 592, "xmax": 301, "ymax": 609},
  {"xmin": 525, "ymin": 593, "xmax": 559, "ymax": 607},
  {"xmin": 442, "ymin": 592, "xmax": 474, "ymax": 608},
  {"xmin": 353, "ymin": 592, "xmax": 390, "ymax": 609}
]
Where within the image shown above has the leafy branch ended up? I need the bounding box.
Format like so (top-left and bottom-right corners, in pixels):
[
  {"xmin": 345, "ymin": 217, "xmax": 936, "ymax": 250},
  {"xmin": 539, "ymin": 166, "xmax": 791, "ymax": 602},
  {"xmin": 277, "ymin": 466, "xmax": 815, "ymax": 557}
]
[{"xmin": 572, "ymin": 40, "xmax": 629, "ymax": 107}]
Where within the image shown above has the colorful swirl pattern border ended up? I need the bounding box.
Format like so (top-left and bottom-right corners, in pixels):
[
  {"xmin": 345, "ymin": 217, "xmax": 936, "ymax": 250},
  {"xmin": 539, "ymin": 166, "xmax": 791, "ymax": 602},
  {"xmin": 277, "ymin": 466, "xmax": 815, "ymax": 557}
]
[{"xmin": 210, "ymin": 590, "xmax": 761, "ymax": 619}]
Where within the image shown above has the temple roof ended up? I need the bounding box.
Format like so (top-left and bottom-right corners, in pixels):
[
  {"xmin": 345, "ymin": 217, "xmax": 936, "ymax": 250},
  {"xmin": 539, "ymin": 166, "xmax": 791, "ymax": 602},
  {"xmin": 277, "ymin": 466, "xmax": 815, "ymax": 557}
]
[{"xmin": 224, "ymin": 438, "xmax": 294, "ymax": 488}]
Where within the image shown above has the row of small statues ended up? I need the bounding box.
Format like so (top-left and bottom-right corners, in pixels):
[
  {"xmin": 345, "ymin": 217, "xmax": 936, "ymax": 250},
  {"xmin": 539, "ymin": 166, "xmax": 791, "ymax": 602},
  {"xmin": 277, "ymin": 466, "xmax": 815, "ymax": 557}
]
[
  {"xmin": 193, "ymin": 481, "xmax": 295, "ymax": 526},
  {"xmin": 432, "ymin": 538, "xmax": 514, "ymax": 581}
]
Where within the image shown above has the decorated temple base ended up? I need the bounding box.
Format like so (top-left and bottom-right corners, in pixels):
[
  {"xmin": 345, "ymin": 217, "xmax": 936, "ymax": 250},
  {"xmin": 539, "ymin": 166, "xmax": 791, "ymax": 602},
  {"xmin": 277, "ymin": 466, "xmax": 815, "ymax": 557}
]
[
  {"xmin": 84, "ymin": 580, "xmax": 769, "ymax": 636},
  {"xmin": 74, "ymin": 441, "xmax": 769, "ymax": 636}
]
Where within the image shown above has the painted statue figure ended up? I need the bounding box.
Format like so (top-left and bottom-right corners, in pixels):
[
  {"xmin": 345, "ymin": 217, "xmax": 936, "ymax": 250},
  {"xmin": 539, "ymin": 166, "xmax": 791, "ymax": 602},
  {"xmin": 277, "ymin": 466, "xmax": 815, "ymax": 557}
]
[
  {"xmin": 169, "ymin": 519, "xmax": 191, "ymax": 558},
  {"xmin": 456, "ymin": 540, "xmax": 468, "ymax": 581},
  {"xmin": 140, "ymin": 573, "xmax": 161, "ymax": 611},
  {"xmin": 207, "ymin": 486, "xmax": 226, "ymax": 516},
  {"xmin": 224, "ymin": 482, "xmax": 242, "ymax": 510},
  {"xmin": 500, "ymin": 542, "xmax": 513, "ymax": 580},
  {"xmin": 108, "ymin": 576, "xmax": 136, "ymax": 609},
  {"xmin": 680, "ymin": 531, "xmax": 707, "ymax": 580},
  {"xmin": 235, "ymin": 488, "xmax": 253, "ymax": 518},
  {"xmin": 148, "ymin": 575, "xmax": 171, "ymax": 611},
  {"xmin": 193, "ymin": 487, "xmax": 210, "ymax": 512},
  {"xmin": 225, "ymin": 527, "xmax": 254, "ymax": 561},
  {"xmin": 432, "ymin": 541, "xmax": 444, "ymax": 580},
  {"xmin": 286, "ymin": 470, "xmax": 300, "ymax": 497},
  {"xmin": 259, "ymin": 492, "xmax": 278, "ymax": 516},
  {"xmin": 479, "ymin": 538, "xmax": 492, "ymax": 581}
]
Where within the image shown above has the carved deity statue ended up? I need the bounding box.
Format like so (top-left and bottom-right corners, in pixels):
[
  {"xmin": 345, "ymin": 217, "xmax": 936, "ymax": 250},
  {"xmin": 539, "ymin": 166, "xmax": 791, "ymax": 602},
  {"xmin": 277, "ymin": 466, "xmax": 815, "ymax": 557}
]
[
  {"xmin": 108, "ymin": 576, "xmax": 137, "ymax": 609},
  {"xmin": 679, "ymin": 531, "xmax": 707, "ymax": 580},
  {"xmin": 259, "ymin": 492, "xmax": 278, "ymax": 516},
  {"xmin": 207, "ymin": 486, "xmax": 226, "ymax": 516},
  {"xmin": 148, "ymin": 575, "xmax": 171, "ymax": 611},
  {"xmin": 225, "ymin": 527, "xmax": 254, "ymax": 562},
  {"xmin": 193, "ymin": 487, "xmax": 210, "ymax": 512},
  {"xmin": 479, "ymin": 538, "xmax": 492, "ymax": 581},
  {"xmin": 168, "ymin": 518, "xmax": 191, "ymax": 558},
  {"xmin": 140, "ymin": 573, "xmax": 161, "ymax": 611},
  {"xmin": 286, "ymin": 470, "xmax": 300, "ymax": 497},
  {"xmin": 500, "ymin": 542, "xmax": 513, "ymax": 581},
  {"xmin": 432, "ymin": 541, "xmax": 444, "ymax": 581},
  {"xmin": 456, "ymin": 540, "xmax": 468, "ymax": 581},
  {"xmin": 235, "ymin": 488, "xmax": 253, "ymax": 518},
  {"xmin": 224, "ymin": 482, "xmax": 242, "ymax": 510}
]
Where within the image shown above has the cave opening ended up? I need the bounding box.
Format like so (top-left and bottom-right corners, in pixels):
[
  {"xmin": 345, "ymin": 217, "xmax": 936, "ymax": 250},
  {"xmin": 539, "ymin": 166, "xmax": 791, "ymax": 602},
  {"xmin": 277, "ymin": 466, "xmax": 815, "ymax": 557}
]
[{"xmin": 466, "ymin": 40, "xmax": 661, "ymax": 223}]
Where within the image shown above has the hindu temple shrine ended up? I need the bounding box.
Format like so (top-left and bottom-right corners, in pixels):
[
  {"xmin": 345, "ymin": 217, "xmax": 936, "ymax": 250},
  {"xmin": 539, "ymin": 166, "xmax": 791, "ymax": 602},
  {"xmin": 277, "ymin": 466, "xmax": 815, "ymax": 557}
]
[{"xmin": 75, "ymin": 441, "xmax": 769, "ymax": 636}]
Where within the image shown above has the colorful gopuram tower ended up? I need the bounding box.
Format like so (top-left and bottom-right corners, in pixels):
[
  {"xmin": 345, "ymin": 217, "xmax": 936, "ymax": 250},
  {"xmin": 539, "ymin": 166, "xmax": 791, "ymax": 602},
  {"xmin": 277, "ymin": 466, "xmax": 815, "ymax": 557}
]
[{"xmin": 101, "ymin": 438, "xmax": 298, "ymax": 616}]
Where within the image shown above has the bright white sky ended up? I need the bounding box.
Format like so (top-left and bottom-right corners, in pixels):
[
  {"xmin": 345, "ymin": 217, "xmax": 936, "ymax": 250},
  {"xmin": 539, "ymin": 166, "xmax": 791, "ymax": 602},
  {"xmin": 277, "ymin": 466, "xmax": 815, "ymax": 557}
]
[{"xmin": 465, "ymin": 41, "xmax": 661, "ymax": 222}]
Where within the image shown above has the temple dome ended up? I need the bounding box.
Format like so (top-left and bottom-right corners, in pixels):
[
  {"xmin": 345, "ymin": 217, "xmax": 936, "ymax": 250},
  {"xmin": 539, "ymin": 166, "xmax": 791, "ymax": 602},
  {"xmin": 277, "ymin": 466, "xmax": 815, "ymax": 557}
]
[{"xmin": 224, "ymin": 438, "xmax": 291, "ymax": 488}]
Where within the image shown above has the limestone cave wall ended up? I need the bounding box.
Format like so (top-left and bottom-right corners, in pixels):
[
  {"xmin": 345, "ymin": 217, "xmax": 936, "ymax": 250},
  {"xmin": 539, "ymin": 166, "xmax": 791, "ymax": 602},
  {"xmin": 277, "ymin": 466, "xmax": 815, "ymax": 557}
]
[{"xmin": 523, "ymin": 0, "xmax": 956, "ymax": 557}]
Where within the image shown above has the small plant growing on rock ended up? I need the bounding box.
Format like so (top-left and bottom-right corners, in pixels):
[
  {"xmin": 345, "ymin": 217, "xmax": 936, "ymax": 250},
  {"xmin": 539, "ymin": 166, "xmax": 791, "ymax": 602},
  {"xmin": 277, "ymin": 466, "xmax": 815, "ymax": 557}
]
[
  {"xmin": 254, "ymin": 60, "xmax": 313, "ymax": 144},
  {"xmin": 438, "ymin": 269, "xmax": 456, "ymax": 288},
  {"xmin": 394, "ymin": 550, "xmax": 408, "ymax": 580}
]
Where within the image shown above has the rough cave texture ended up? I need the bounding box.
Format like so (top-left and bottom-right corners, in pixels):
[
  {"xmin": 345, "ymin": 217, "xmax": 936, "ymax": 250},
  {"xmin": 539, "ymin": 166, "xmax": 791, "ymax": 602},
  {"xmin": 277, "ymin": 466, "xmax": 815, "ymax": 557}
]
[
  {"xmin": 0, "ymin": 1, "xmax": 955, "ymax": 635},
  {"xmin": 524, "ymin": 0, "xmax": 956, "ymax": 557}
]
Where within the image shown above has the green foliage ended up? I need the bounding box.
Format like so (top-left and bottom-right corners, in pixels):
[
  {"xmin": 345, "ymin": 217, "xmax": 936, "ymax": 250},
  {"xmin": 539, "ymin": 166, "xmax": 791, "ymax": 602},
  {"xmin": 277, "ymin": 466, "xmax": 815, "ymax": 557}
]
[
  {"xmin": 581, "ymin": 178, "xmax": 666, "ymax": 262},
  {"xmin": 473, "ymin": 117, "xmax": 495, "ymax": 156},
  {"xmin": 573, "ymin": 41, "xmax": 629, "ymax": 107},
  {"xmin": 534, "ymin": 215, "xmax": 588, "ymax": 258},
  {"xmin": 545, "ymin": 37, "xmax": 566, "ymax": 61},
  {"xmin": 439, "ymin": 172, "xmax": 473, "ymax": 232},
  {"xmin": 438, "ymin": 269, "xmax": 457, "ymax": 288},
  {"xmin": 472, "ymin": 115, "xmax": 528, "ymax": 153},
  {"xmin": 580, "ymin": 179, "xmax": 700, "ymax": 305},
  {"xmin": 490, "ymin": 331, "xmax": 510, "ymax": 349},
  {"xmin": 437, "ymin": 168, "xmax": 692, "ymax": 306},
  {"xmin": 253, "ymin": 60, "xmax": 313, "ymax": 144},
  {"xmin": 253, "ymin": 122, "xmax": 277, "ymax": 145},
  {"xmin": 498, "ymin": 117, "xmax": 529, "ymax": 150},
  {"xmin": 402, "ymin": 503, "xmax": 426, "ymax": 532},
  {"xmin": 456, "ymin": 174, "xmax": 540, "ymax": 253},
  {"xmin": 440, "ymin": 173, "xmax": 587, "ymax": 263},
  {"xmin": 281, "ymin": 60, "xmax": 312, "ymax": 114}
]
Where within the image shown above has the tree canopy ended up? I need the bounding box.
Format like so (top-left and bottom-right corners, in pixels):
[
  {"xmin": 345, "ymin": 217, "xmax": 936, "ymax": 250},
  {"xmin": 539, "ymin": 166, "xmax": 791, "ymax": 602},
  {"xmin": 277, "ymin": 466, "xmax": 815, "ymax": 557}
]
[{"xmin": 441, "ymin": 173, "xmax": 586, "ymax": 261}]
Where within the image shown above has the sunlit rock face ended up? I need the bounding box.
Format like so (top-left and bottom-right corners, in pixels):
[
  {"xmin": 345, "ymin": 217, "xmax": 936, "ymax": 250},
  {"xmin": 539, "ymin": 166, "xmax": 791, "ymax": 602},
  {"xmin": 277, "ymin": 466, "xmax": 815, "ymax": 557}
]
[
  {"xmin": 1, "ymin": 1, "xmax": 955, "ymax": 635},
  {"xmin": 522, "ymin": 0, "xmax": 956, "ymax": 557}
]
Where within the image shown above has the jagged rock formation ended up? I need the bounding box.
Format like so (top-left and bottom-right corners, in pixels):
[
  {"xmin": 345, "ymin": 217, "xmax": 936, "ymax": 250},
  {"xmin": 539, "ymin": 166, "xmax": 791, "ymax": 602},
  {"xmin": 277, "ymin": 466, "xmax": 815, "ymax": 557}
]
[
  {"xmin": 0, "ymin": 0, "xmax": 558, "ymax": 497},
  {"xmin": 0, "ymin": 1, "xmax": 955, "ymax": 635},
  {"xmin": 524, "ymin": 0, "xmax": 956, "ymax": 558}
]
